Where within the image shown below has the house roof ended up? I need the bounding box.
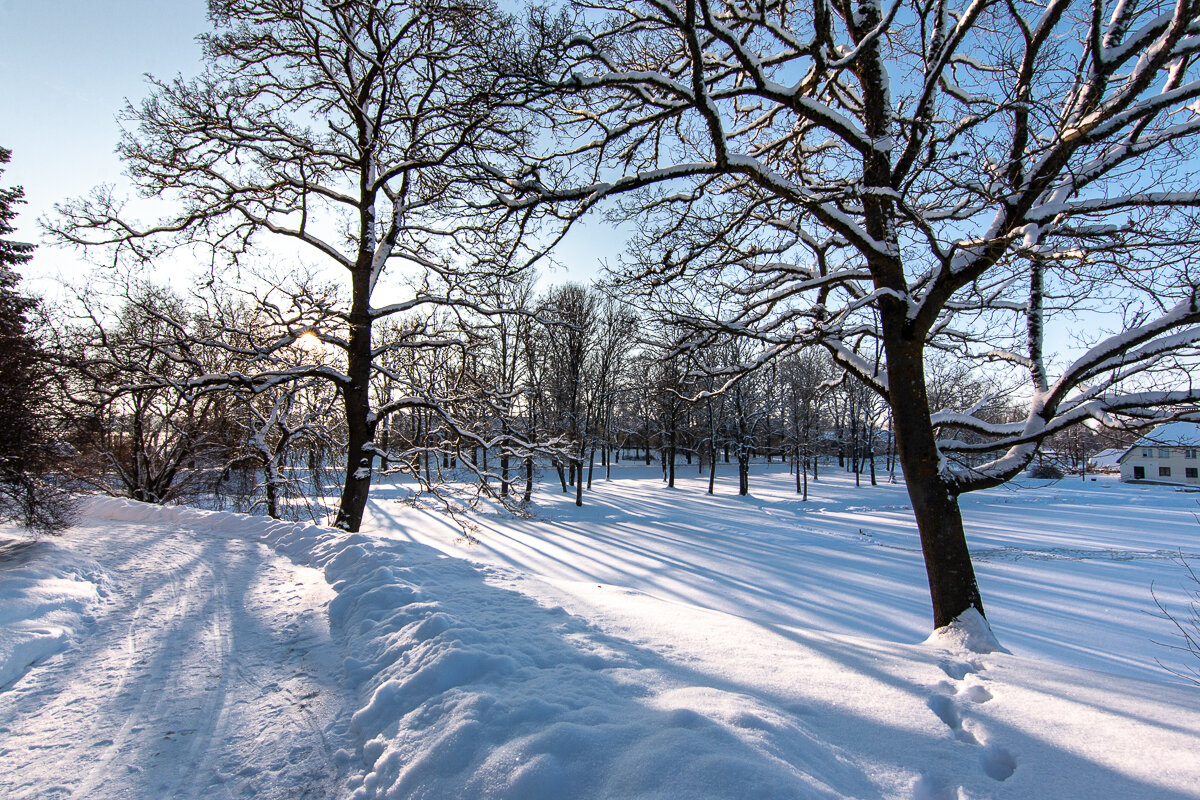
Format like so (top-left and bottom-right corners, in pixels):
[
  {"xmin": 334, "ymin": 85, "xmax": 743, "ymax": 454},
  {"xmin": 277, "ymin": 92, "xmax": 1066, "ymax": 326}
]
[
  {"xmin": 1117, "ymin": 421, "xmax": 1200, "ymax": 463},
  {"xmin": 1089, "ymin": 448, "xmax": 1125, "ymax": 468}
]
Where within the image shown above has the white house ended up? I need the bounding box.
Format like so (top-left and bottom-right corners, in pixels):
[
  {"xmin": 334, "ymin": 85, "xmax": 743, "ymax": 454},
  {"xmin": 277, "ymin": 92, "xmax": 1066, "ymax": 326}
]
[{"xmin": 1118, "ymin": 421, "xmax": 1200, "ymax": 485}]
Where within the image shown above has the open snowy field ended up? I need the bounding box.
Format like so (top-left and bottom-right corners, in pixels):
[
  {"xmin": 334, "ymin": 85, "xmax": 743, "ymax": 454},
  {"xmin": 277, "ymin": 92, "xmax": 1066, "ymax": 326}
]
[{"xmin": 1, "ymin": 464, "xmax": 1198, "ymax": 799}]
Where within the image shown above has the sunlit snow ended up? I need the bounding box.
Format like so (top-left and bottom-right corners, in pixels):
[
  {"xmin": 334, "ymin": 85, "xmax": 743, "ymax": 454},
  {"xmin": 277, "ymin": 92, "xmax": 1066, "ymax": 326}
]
[{"xmin": 1, "ymin": 464, "xmax": 1198, "ymax": 799}]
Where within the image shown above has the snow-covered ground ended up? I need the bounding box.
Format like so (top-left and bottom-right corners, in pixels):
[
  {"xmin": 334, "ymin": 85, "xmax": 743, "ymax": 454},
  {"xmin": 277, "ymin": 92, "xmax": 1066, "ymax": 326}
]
[
  {"xmin": 0, "ymin": 501, "xmax": 351, "ymax": 800},
  {"xmin": 1, "ymin": 464, "xmax": 1198, "ymax": 799}
]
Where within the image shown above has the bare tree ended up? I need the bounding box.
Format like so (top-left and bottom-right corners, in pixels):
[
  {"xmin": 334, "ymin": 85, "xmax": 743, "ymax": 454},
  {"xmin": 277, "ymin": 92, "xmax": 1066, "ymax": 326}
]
[
  {"xmin": 49, "ymin": 0, "xmax": 536, "ymax": 531},
  {"xmin": 780, "ymin": 350, "xmax": 835, "ymax": 499},
  {"xmin": 504, "ymin": 0, "xmax": 1200, "ymax": 628},
  {"xmin": 531, "ymin": 283, "xmax": 598, "ymax": 503},
  {"xmin": 49, "ymin": 280, "xmax": 234, "ymax": 505},
  {"xmin": 473, "ymin": 273, "xmax": 537, "ymax": 497},
  {"xmin": 587, "ymin": 296, "xmax": 639, "ymax": 483}
]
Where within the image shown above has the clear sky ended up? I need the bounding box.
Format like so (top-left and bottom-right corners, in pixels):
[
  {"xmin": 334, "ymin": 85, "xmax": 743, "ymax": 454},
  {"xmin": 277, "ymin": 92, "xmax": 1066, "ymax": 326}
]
[{"xmin": 0, "ymin": 1, "xmax": 209, "ymax": 281}]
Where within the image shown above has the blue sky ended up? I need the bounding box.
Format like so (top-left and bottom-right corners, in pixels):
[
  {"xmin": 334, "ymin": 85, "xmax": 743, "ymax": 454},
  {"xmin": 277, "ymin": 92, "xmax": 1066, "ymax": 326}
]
[
  {"xmin": 0, "ymin": 0, "xmax": 208, "ymax": 275},
  {"xmin": 0, "ymin": 0, "xmax": 616, "ymax": 288}
]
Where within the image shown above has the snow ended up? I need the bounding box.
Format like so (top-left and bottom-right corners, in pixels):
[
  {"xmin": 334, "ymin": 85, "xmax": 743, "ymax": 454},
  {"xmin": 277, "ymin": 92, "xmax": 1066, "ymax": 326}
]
[
  {"xmin": 0, "ymin": 501, "xmax": 351, "ymax": 800},
  {"xmin": 2, "ymin": 466, "xmax": 1199, "ymax": 799},
  {"xmin": 1088, "ymin": 447, "xmax": 1126, "ymax": 470},
  {"xmin": 0, "ymin": 537, "xmax": 105, "ymax": 690},
  {"xmin": 925, "ymin": 608, "xmax": 1006, "ymax": 655}
]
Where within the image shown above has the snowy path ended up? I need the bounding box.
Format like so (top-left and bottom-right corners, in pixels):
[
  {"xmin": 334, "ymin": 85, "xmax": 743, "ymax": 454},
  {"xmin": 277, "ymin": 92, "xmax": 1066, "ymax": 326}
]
[{"xmin": 0, "ymin": 510, "xmax": 348, "ymax": 800}]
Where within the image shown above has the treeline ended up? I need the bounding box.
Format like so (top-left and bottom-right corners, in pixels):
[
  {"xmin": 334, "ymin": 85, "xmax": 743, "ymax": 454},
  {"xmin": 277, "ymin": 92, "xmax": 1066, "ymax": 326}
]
[{"xmin": 40, "ymin": 271, "xmax": 989, "ymax": 520}]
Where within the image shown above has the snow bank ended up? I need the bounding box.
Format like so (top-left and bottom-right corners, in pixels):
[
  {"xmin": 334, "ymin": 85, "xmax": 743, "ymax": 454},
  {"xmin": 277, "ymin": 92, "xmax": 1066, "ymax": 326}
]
[
  {"xmin": 0, "ymin": 534, "xmax": 107, "ymax": 689},
  {"xmin": 85, "ymin": 497, "xmax": 821, "ymax": 799},
  {"xmin": 317, "ymin": 539, "xmax": 826, "ymax": 800}
]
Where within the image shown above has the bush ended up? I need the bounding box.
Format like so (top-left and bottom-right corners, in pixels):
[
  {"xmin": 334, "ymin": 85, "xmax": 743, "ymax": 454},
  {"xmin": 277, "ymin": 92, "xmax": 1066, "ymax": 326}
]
[{"xmin": 1028, "ymin": 463, "xmax": 1065, "ymax": 479}]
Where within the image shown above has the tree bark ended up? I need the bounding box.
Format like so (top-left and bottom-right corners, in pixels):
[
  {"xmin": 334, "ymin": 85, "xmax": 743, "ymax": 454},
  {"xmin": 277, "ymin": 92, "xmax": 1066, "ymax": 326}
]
[
  {"xmin": 575, "ymin": 457, "xmax": 584, "ymax": 506},
  {"xmin": 884, "ymin": 334, "xmax": 984, "ymax": 628},
  {"xmin": 333, "ymin": 265, "xmax": 375, "ymax": 532},
  {"xmin": 524, "ymin": 456, "xmax": 533, "ymax": 503}
]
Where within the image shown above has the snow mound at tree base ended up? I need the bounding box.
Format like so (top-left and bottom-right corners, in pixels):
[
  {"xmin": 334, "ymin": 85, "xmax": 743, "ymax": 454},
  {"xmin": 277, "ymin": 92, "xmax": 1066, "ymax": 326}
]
[
  {"xmin": 925, "ymin": 608, "xmax": 1009, "ymax": 655},
  {"xmin": 0, "ymin": 534, "xmax": 107, "ymax": 689}
]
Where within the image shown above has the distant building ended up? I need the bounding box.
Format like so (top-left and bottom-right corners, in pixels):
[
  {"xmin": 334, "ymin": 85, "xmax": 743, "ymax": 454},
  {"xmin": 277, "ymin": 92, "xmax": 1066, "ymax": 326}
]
[
  {"xmin": 1118, "ymin": 422, "xmax": 1200, "ymax": 484},
  {"xmin": 1088, "ymin": 448, "xmax": 1126, "ymax": 473}
]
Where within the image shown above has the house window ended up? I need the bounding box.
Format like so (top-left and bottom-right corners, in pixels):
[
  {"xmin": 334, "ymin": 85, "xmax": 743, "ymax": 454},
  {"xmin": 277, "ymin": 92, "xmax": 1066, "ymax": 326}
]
[
  {"xmin": 1142, "ymin": 448, "xmax": 1153, "ymax": 457},
  {"xmin": 1186, "ymin": 449, "xmax": 1198, "ymax": 459},
  {"xmin": 1188, "ymin": 468, "xmax": 1199, "ymax": 479},
  {"xmin": 1134, "ymin": 466, "xmax": 1145, "ymax": 479},
  {"xmin": 1160, "ymin": 466, "xmax": 1172, "ymax": 477},
  {"xmin": 1159, "ymin": 448, "xmax": 1171, "ymax": 458}
]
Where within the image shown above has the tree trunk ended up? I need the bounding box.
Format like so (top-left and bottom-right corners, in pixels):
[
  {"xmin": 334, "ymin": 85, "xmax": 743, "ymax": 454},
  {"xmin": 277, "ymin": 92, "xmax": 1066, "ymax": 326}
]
[
  {"xmin": 524, "ymin": 456, "xmax": 533, "ymax": 503},
  {"xmin": 575, "ymin": 453, "xmax": 584, "ymax": 507},
  {"xmin": 333, "ymin": 269, "xmax": 375, "ymax": 532},
  {"xmin": 264, "ymin": 454, "xmax": 281, "ymax": 519},
  {"xmin": 885, "ymin": 334, "xmax": 985, "ymax": 629},
  {"xmin": 378, "ymin": 414, "xmax": 390, "ymax": 471},
  {"xmin": 667, "ymin": 422, "xmax": 676, "ymax": 488}
]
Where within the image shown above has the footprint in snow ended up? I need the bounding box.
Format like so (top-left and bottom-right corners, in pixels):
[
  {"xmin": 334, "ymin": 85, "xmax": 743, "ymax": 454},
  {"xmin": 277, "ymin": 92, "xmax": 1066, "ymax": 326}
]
[
  {"xmin": 912, "ymin": 771, "xmax": 960, "ymax": 800},
  {"xmin": 937, "ymin": 657, "xmax": 979, "ymax": 680},
  {"xmin": 960, "ymin": 684, "xmax": 992, "ymax": 704},
  {"xmin": 926, "ymin": 694, "xmax": 978, "ymax": 745},
  {"xmin": 926, "ymin": 659, "xmax": 1015, "ymax": 783},
  {"xmin": 981, "ymin": 744, "xmax": 1017, "ymax": 781}
]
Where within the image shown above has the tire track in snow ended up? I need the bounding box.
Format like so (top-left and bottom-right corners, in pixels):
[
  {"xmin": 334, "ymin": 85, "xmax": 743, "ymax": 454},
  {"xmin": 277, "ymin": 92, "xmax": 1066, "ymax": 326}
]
[{"xmin": 0, "ymin": 514, "xmax": 348, "ymax": 800}]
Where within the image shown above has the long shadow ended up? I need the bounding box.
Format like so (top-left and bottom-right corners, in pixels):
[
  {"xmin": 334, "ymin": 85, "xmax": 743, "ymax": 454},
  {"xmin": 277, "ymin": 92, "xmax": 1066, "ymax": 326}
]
[
  {"xmin": 370, "ymin": 468, "xmax": 1200, "ymax": 683},
  {"xmin": 369, "ymin": 475, "xmax": 936, "ymax": 643},
  {"xmin": 0, "ymin": 538, "xmax": 40, "ymax": 567},
  {"xmin": 319, "ymin": 510, "xmax": 1197, "ymax": 800}
]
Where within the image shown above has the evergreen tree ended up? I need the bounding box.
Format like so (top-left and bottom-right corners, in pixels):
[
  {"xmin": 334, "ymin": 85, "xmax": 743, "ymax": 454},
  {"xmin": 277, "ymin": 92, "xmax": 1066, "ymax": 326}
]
[{"xmin": 0, "ymin": 147, "xmax": 73, "ymax": 533}]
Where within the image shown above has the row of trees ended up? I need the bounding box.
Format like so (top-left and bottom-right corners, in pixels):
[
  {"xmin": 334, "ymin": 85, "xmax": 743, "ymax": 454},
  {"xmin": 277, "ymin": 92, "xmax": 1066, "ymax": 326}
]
[
  {"xmin": 34, "ymin": 0, "xmax": 1200, "ymax": 631},
  {"xmin": 43, "ymin": 271, "xmax": 939, "ymax": 517}
]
